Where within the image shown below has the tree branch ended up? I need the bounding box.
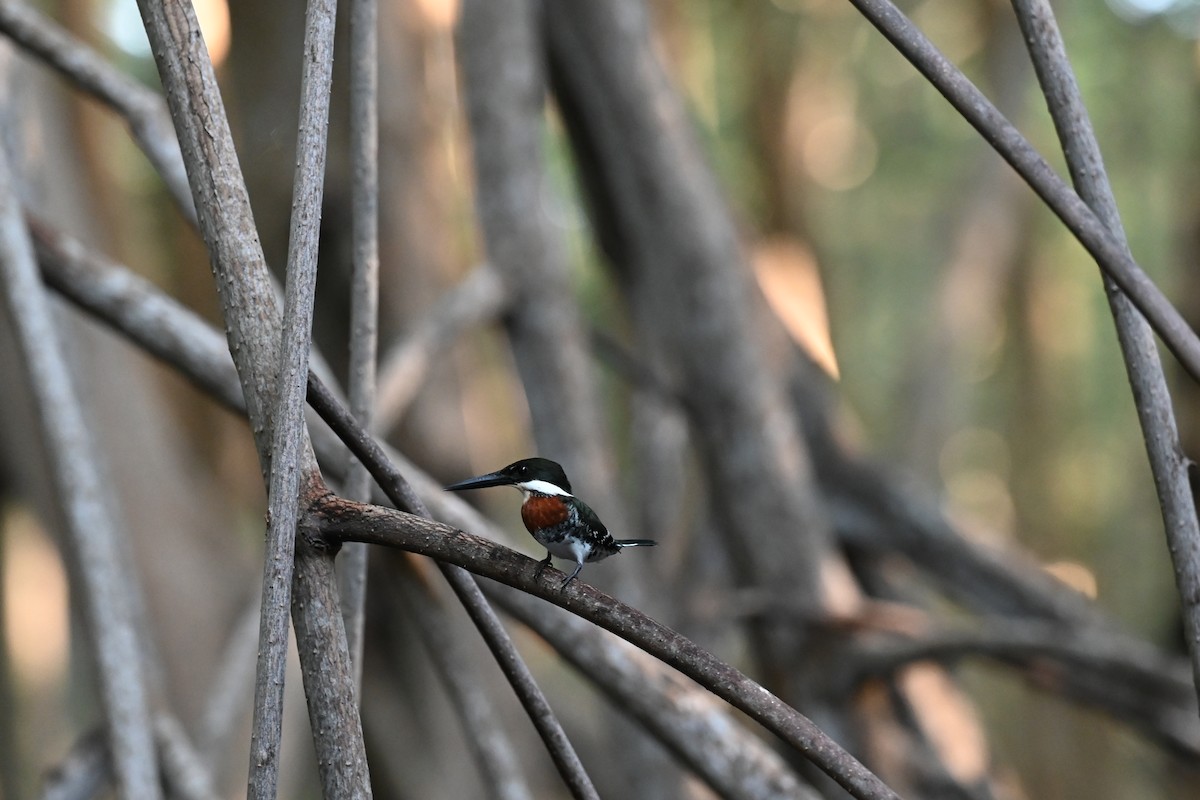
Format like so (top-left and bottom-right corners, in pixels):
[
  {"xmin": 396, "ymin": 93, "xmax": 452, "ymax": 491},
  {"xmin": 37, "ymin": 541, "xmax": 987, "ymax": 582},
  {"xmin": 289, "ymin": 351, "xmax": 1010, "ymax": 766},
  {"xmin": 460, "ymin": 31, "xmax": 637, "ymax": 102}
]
[
  {"xmin": 310, "ymin": 496, "xmax": 898, "ymax": 800},
  {"xmin": 247, "ymin": 0, "xmax": 338, "ymax": 792},
  {"xmin": 133, "ymin": 1, "xmax": 368, "ymax": 796},
  {"xmin": 0, "ymin": 0, "xmax": 195, "ymax": 223},
  {"xmin": 374, "ymin": 264, "xmax": 507, "ymax": 433},
  {"xmin": 393, "ymin": 571, "xmax": 534, "ymax": 800},
  {"xmin": 0, "ymin": 127, "xmax": 159, "ymax": 799},
  {"xmin": 338, "ymin": 0, "xmax": 381, "ymax": 690},
  {"xmin": 842, "ymin": 0, "xmax": 1200, "ymax": 382},
  {"xmin": 1009, "ymin": 0, "xmax": 1200, "ymax": 710},
  {"xmin": 492, "ymin": 587, "xmax": 820, "ymax": 800}
]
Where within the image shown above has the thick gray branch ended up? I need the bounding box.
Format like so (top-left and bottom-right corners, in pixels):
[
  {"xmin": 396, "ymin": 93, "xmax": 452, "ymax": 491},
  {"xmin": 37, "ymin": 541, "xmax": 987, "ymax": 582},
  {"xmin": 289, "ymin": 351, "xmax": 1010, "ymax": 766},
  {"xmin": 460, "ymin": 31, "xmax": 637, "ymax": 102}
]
[
  {"xmin": 0, "ymin": 135, "xmax": 158, "ymax": 799},
  {"xmin": 249, "ymin": 0, "xmax": 368, "ymax": 798},
  {"xmin": 134, "ymin": 1, "xmax": 367, "ymax": 797},
  {"xmin": 134, "ymin": 0, "xmax": 284, "ymax": 463}
]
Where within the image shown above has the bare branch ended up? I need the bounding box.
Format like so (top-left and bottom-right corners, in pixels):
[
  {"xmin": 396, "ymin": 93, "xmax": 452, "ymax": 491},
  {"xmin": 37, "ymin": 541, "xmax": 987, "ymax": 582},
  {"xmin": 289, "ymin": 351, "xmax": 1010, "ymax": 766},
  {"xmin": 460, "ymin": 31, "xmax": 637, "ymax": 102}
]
[
  {"xmin": 0, "ymin": 136, "xmax": 158, "ymax": 800},
  {"xmin": 843, "ymin": 0, "xmax": 1200, "ymax": 382},
  {"xmin": 1009, "ymin": 0, "xmax": 1200, "ymax": 709},
  {"xmin": 0, "ymin": 1, "xmax": 194, "ymax": 222},
  {"xmin": 29, "ymin": 217, "xmax": 243, "ymax": 410},
  {"xmin": 134, "ymin": 0, "xmax": 283, "ymax": 461}
]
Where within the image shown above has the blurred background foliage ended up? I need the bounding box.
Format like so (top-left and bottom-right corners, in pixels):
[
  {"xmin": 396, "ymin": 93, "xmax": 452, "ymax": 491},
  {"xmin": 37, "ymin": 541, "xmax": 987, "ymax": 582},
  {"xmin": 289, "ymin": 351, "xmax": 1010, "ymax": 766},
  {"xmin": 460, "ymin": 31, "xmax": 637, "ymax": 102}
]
[{"xmin": 4, "ymin": 0, "xmax": 1200, "ymax": 797}]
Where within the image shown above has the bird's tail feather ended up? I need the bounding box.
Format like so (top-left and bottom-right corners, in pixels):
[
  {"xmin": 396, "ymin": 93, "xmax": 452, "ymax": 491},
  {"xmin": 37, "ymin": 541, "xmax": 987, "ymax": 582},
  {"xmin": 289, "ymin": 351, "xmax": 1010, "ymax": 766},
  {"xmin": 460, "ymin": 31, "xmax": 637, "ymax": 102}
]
[{"xmin": 615, "ymin": 539, "xmax": 657, "ymax": 548}]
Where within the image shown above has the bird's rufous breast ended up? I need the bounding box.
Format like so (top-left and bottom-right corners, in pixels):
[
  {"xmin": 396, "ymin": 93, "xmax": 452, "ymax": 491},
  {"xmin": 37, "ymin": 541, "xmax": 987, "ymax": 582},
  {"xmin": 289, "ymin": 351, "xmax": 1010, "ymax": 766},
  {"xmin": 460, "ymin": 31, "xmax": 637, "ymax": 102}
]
[{"xmin": 521, "ymin": 495, "xmax": 570, "ymax": 533}]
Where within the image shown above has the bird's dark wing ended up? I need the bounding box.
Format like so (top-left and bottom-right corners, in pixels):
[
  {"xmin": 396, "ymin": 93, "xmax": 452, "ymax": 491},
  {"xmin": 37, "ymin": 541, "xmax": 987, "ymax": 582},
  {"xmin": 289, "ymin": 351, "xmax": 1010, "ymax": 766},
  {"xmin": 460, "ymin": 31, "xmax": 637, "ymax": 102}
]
[{"xmin": 573, "ymin": 498, "xmax": 611, "ymax": 540}]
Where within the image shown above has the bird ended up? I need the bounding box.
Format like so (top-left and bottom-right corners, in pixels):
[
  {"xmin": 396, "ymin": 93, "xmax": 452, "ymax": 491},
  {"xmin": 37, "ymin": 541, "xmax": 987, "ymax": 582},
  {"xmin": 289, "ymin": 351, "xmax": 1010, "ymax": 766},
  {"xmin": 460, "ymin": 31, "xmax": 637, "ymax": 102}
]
[{"xmin": 444, "ymin": 457, "xmax": 656, "ymax": 588}]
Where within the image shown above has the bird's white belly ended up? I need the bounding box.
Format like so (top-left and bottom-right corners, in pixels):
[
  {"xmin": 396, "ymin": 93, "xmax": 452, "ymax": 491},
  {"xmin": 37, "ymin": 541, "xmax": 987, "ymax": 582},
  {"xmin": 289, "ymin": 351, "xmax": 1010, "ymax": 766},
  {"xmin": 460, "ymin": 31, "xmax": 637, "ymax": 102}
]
[{"xmin": 541, "ymin": 536, "xmax": 590, "ymax": 564}]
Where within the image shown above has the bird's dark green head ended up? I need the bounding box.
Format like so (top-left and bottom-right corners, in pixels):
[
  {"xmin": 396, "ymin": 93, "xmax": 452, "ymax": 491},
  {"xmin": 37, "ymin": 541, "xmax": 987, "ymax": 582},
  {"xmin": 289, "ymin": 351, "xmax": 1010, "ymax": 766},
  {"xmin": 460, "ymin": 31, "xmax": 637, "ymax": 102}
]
[{"xmin": 444, "ymin": 457, "xmax": 573, "ymax": 496}]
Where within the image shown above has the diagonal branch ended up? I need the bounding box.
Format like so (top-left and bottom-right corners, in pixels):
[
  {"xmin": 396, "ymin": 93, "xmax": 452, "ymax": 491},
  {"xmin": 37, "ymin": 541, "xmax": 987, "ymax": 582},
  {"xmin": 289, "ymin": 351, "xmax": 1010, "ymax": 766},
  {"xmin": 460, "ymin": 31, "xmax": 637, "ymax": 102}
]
[
  {"xmin": 492, "ymin": 587, "xmax": 821, "ymax": 800},
  {"xmin": 843, "ymin": 0, "xmax": 1200, "ymax": 383},
  {"xmin": 0, "ymin": 1, "xmax": 195, "ymax": 222},
  {"xmin": 310, "ymin": 497, "xmax": 899, "ymax": 800},
  {"xmin": 374, "ymin": 264, "xmax": 507, "ymax": 432},
  {"xmin": 134, "ymin": 0, "xmax": 284, "ymax": 457},
  {"xmin": 1009, "ymin": 0, "xmax": 1200, "ymax": 710},
  {"xmin": 392, "ymin": 568, "xmax": 534, "ymax": 800}
]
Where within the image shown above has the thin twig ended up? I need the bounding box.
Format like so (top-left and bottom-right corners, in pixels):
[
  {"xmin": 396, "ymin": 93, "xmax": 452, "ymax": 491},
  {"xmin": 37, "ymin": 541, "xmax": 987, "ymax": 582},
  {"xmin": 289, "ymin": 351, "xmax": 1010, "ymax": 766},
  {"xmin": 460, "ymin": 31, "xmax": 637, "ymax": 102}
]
[
  {"xmin": 339, "ymin": 0, "xmax": 381, "ymax": 694},
  {"xmin": 0, "ymin": 1, "xmax": 195, "ymax": 222},
  {"xmin": 1009, "ymin": 0, "xmax": 1200, "ymax": 709},
  {"xmin": 249, "ymin": 0, "xmax": 342, "ymax": 796},
  {"xmin": 0, "ymin": 132, "xmax": 159, "ymax": 800},
  {"xmin": 308, "ymin": 375, "xmax": 600, "ymax": 800},
  {"xmin": 843, "ymin": 0, "xmax": 1200, "ymax": 383},
  {"xmin": 373, "ymin": 264, "xmax": 508, "ymax": 432}
]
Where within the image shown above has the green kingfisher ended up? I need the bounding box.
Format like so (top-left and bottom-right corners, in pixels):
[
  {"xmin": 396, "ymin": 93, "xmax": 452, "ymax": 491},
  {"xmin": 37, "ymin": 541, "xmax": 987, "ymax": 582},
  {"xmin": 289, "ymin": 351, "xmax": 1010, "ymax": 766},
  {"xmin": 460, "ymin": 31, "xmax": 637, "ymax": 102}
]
[{"xmin": 444, "ymin": 457, "xmax": 656, "ymax": 588}]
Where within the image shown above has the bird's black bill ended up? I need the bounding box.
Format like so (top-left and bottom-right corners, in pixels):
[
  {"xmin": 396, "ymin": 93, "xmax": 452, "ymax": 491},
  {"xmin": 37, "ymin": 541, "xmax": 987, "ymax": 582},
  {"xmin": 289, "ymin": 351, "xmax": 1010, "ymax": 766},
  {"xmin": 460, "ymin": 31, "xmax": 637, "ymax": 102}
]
[{"xmin": 443, "ymin": 471, "xmax": 515, "ymax": 492}]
